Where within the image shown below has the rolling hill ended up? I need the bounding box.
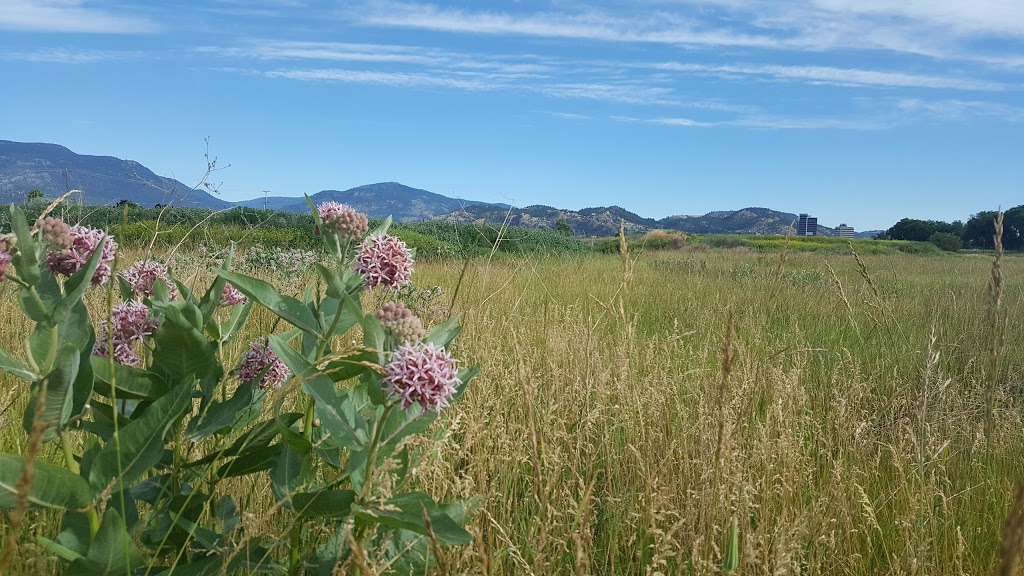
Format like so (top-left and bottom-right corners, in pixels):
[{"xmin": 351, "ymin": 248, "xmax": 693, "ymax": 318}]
[
  {"xmin": 0, "ymin": 140, "xmax": 230, "ymax": 209},
  {"xmin": 1, "ymin": 139, "xmax": 868, "ymax": 236}
]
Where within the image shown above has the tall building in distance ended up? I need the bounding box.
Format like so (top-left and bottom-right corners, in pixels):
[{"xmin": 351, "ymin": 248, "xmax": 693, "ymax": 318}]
[
  {"xmin": 797, "ymin": 213, "xmax": 818, "ymax": 236},
  {"xmin": 837, "ymin": 223, "xmax": 855, "ymax": 238}
]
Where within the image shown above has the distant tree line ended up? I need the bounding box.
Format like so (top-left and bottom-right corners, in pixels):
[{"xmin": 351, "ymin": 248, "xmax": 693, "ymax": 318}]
[{"xmin": 878, "ymin": 205, "xmax": 1023, "ymax": 252}]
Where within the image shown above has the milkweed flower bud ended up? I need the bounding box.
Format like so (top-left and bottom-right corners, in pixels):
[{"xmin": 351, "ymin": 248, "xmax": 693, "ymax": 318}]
[
  {"xmin": 36, "ymin": 217, "xmax": 72, "ymax": 252},
  {"xmin": 0, "ymin": 234, "xmax": 14, "ymax": 282},
  {"xmin": 46, "ymin": 223, "xmax": 118, "ymax": 285},
  {"xmin": 354, "ymin": 234, "xmax": 414, "ymax": 289},
  {"xmin": 376, "ymin": 302, "xmax": 426, "ymax": 344},
  {"xmin": 220, "ymin": 282, "xmax": 247, "ymax": 306},
  {"xmin": 122, "ymin": 260, "xmax": 179, "ymax": 300},
  {"xmin": 93, "ymin": 300, "xmax": 161, "ymax": 366},
  {"xmin": 383, "ymin": 342, "xmax": 460, "ymax": 413},
  {"xmin": 317, "ymin": 201, "xmax": 369, "ymax": 241},
  {"xmin": 236, "ymin": 337, "xmax": 291, "ymax": 390}
]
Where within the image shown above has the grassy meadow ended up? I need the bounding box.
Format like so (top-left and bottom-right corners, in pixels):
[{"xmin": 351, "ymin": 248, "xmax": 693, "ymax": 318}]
[{"xmin": 2, "ymin": 241, "xmax": 1023, "ymax": 574}]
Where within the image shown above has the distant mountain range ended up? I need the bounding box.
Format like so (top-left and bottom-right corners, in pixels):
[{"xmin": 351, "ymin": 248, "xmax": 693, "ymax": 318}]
[
  {"xmin": 0, "ymin": 139, "xmax": 880, "ymax": 237},
  {"xmin": 0, "ymin": 140, "xmax": 231, "ymax": 209}
]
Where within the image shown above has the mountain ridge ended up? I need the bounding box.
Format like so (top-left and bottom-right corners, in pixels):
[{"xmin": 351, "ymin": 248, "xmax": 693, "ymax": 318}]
[
  {"xmin": 0, "ymin": 140, "xmax": 231, "ymax": 209},
  {"xmin": 0, "ymin": 139, "xmax": 870, "ymax": 236}
]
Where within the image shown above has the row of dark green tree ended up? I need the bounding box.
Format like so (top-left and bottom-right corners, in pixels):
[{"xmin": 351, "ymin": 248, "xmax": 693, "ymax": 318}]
[{"xmin": 878, "ymin": 204, "xmax": 1023, "ymax": 252}]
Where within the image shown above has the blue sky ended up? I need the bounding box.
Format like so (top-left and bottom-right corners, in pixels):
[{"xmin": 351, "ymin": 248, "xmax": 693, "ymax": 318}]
[{"xmin": 1, "ymin": 0, "xmax": 1022, "ymax": 230}]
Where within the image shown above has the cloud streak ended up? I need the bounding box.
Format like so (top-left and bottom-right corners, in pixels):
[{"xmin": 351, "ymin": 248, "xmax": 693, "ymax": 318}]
[
  {"xmin": 0, "ymin": 0, "xmax": 157, "ymax": 33},
  {"xmin": 2, "ymin": 47, "xmax": 140, "ymax": 63},
  {"xmin": 344, "ymin": 1, "xmax": 1024, "ymax": 65}
]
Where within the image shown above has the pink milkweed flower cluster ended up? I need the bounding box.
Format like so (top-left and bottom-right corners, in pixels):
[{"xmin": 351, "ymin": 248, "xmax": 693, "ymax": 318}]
[
  {"xmin": 236, "ymin": 337, "xmax": 291, "ymax": 390},
  {"xmin": 93, "ymin": 300, "xmax": 161, "ymax": 366},
  {"xmin": 46, "ymin": 221, "xmax": 118, "ymax": 286},
  {"xmin": 354, "ymin": 234, "xmax": 414, "ymax": 289},
  {"xmin": 220, "ymin": 282, "xmax": 247, "ymax": 306},
  {"xmin": 0, "ymin": 234, "xmax": 14, "ymax": 283},
  {"xmin": 382, "ymin": 342, "xmax": 461, "ymax": 413},
  {"xmin": 376, "ymin": 302, "xmax": 426, "ymax": 344},
  {"xmin": 317, "ymin": 201, "xmax": 369, "ymax": 241},
  {"xmin": 122, "ymin": 260, "xmax": 179, "ymax": 300}
]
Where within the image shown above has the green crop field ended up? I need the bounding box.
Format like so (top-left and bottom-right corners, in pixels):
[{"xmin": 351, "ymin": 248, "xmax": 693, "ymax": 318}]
[{"xmin": 1, "ymin": 223, "xmax": 1022, "ymax": 574}]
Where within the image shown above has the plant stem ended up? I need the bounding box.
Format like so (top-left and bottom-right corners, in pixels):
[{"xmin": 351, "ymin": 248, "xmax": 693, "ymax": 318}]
[
  {"xmin": 288, "ymin": 397, "xmax": 318, "ymax": 575},
  {"xmin": 60, "ymin": 431, "xmax": 100, "ymax": 536},
  {"xmin": 303, "ymin": 397, "xmax": 316, "ymax": 440},
  {"xmin": 288, "ymin": 526, "xmax": 301, "ymax": 576},
  {"xmin": 357, "ymin": 404, "xmax": 394, "ymax": 503}
]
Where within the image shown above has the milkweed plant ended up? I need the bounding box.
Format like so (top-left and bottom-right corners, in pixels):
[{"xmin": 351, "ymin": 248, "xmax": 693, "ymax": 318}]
[{"xmin": 0, "ymin": 197, "xmax": 479, "ymax": 575}]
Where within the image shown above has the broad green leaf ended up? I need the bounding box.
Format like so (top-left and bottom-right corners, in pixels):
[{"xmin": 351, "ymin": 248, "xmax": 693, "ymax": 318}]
[
  {"xmin": 171, "ymin": 514, "xmax": 224, "ymax": 551},
  {"xmin": 0, "ymin": 344, "xmax": 36, "ymax": 380},
  {"xmin": 198, "ymin": 251, "xmax": 232, "ymax": 321},
  {"xmin": 185, "ymin": 379, "xmax": 262, "ymax": 440},
  {"xmin": 147, "ymin": 544, "xmax": 283, "ymax": 576},
  {"xmin": 322, "ymin": 350, "xmax": 378, "ymax": 385},
  {"xmin": 368, "ymin": 215, "xmax": 393, "ymax": 238},
  {"xmin": 361, "ymin": 313, "xmax": 386, "ymax": 365},
  {"xmin": 206, "ymin": 300, "xmax": 251, "ymax": 344},
  {"xmin": 91, "ymin": 358, "xmax": 168, "ymax": 401},
  {"xmin": 19, "ymin": 285, "xmax": 53, "ymax": 323},
  {"xmin": 380, "ymin": 403, "xmax": 435, "ymax": 453},
  {"xmin": 329, "ymin": 292, "xmax": 363, "ymax": 339},
  {"xmin": 9, "ymin": 204, "xmax": 40, "ymax": 284},
  {"xmin": 316, "ymin": 264, "xmax": 346, "ymax": 300},
  {"xmin": 270, "ymin": 334, "xmax": 369, "ymax": 450},
  {"xmin": 83, "ymin": 508, "xmax": 145, "ymax": 575},
  {"xmin": 0, "ymin": 453, "xmax": 94, "ymax": 510},
  {"xmin": 129, "ymin": 474, "xmax": 169, "ymax": 504},
  {"xmin": 37, "ymin": 536, "xmax": 86, "ymax": 563},
  {"xmin": 186, "ymin": 412, "xmax": 301, "ymax": 467},
  {"xmin": 292, "ymin": 490, "xmax": 356, "ymax": 519},
  {"xmin": 150, "ymin": 301, "xmax": 222, "ymax": 399},
  {"xmin": 151, "ymin": 275, "xmax": 171, "ymax": 304},
  {"xmin": 270, "ymin": 442, "xmax": 310, "ymax": 506},
  {"xmin": 215, "ymin": 496, "xmax": 240, "ymax": 536},
  {"xmin": 56, "ymin": 511, "xmax": 93, "ymax": 557},
  {"xmin": 217, "ymin": 270, "xmax": 320, "ymax": 334},
  {"xmin": 23, "ymin": 344, "xmax": 81, "ymax": 440},
  {"xmin": 116, "ymin": 275, "xmax": 133, "ymax": 302},
  {"xmin": 305, "ymin": 193, "xmax": 322, "ymax": 226},
  {"xmin": 67, "ymin": 304, "xmax": 96, "ymax": 422},
  {"xmin": 87, "ymin": 401, "xmax": 131, "ymax": 430},
  {"xmin": 362, "ymin": 370, "xmax": 385, "ymax": 406},
  {"xmin": 89, "ymin": 379, "xmax": 194, "ymax": 493},
  {"xmin": 355, "ymin": 492, "xmax": 472, "ymax": 545},
  {"xmin": 424, "ymin": 315, "xmax": 462, "ymax": 348},
  {"xmin": 215, "ymin": 444, "xmax": 282, "ymax": 479},
  {"xmin": 27, "ymin": 322, "xmax": 57, "ymax": 375}
]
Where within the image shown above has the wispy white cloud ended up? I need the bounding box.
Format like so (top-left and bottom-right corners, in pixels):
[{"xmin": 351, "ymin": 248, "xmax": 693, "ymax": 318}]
[
  {"xmin": 347, "ymin": 2, "xmax": 793, "ymax": 49},
  {"xmin": 344, "ymin": 1, "xmax": 1024, "ymax": 65},
  {"xmin": 195, "ymin": 41, "xmax": 556, "ymax": 76},
  {"xmin": 0, "ymin": 0, "xmax": 157, "ymax": 33},
  {"xmin": 3, "ymin": 47, "xmax": 139, "ymax": 63},
  {"xmin": 613, "ymin": 115, "xmax": 710, "ymax": 127},
  {"xmin": 640, "ymin": 61, "xmax": 1007, "ymax": 91},
  {"xmin": 262, "ymin": 68, "xmax": 502, "ymax": 91},
  {"xmin": 894, "ymin": 98, "xmax": 1024, "ymax": 122},
  {"xmin": 612, "ymin": 113, "xmax": 881, "ymax": 129},
  {"xmin": 259, "ymin": 66, "xmax": 683, "ymax": 106},
  {"xmin": 547, "ymin": 112, "xmax": 591, "ymax": 120}
]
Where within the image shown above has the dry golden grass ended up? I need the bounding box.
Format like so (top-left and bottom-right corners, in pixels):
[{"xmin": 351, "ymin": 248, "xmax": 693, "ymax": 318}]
[{"xmin": 1, "ymin": 247, "xmax": 1023, "ymax": 575}]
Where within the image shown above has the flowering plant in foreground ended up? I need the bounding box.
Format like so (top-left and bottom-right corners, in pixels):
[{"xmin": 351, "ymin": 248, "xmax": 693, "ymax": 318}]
[{"xmin": 0, "ymin": 201, "xmax": 478, "ymax": 575}]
